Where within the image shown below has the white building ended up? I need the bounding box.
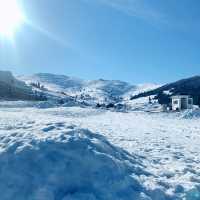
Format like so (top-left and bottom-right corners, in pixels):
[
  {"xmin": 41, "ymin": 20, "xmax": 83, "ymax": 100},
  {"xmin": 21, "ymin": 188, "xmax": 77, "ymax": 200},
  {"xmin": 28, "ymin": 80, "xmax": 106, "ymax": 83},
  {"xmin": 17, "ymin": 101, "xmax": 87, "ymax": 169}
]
[{"xmin": 171, "ymin": 95, "xmax": 193, "ymax": 111}]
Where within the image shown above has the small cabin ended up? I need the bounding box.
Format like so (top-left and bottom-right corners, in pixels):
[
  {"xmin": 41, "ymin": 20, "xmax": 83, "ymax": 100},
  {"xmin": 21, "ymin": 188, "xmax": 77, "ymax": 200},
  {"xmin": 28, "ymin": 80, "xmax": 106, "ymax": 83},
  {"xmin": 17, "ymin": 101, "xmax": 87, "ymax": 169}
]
[{"xmin": 171, "ymin": 95, "xmax": 193, "ymax": 111}]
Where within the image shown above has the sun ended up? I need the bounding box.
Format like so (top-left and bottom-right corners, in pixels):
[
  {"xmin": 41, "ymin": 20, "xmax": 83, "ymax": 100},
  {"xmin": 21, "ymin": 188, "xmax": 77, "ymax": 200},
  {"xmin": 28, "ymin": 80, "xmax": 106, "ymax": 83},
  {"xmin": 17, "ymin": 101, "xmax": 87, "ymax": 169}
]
[{"xmin": 0, "ymin": 0, "xmax": 24, "ymax": 38}]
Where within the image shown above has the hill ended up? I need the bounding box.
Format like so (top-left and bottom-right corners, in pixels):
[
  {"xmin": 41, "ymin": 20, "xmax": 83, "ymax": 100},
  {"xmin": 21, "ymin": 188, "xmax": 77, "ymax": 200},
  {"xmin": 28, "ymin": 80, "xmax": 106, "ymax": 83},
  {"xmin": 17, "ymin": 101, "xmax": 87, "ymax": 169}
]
[
  {"xmin": 19, "ymin": 73, "xmax": 157, "ymax": 105},
  {"xmin": 0, "ymin": 71, "xmax": 46, "ymax": 101},
  {"xmin": 131, "ymin": 76, "xmax": 200, "ymax": 105}
]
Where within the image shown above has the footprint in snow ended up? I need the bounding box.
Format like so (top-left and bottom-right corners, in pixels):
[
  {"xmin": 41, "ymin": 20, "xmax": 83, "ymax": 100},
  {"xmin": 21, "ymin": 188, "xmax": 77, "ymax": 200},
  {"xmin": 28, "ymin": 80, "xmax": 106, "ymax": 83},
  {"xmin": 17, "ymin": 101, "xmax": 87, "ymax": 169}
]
[
  {"xmin": 42, "ymin": 123, "xmax": 76, "ymax": 132},
  {"xmin": 173, "ymin": 152, "xmax": 184, "ymax": 160},
  {"xmin": 27, "ymin": 121, "xmax": 35, "ymax": 125},
  {"xmin": 66, "ymin": 125, "xmax": 77, "ymax": 129},
  {"xmin": 42, "ymin": 126, "xmax": 56, "ymax": 132},
  {"xmin": 54, "ymin": 122, "xmax": 65, "ymax": 127},
  {"xmin": 144, "ymin": 132, "xmax": 151, "ymax": 135}
]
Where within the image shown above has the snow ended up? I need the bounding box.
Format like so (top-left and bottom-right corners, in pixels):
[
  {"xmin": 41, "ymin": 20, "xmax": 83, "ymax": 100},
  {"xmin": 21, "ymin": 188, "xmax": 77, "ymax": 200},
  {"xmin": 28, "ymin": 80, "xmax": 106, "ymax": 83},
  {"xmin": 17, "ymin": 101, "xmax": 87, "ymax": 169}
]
[
  {"xmin": 1, "ymin": 72, "xmax": 200, "ymax": 199},
  {"xmin": 82, "ymin": 79, "xmax": 134, "ymax": 103},
  {"xmin": 180, "ymin": 108, "xmax": 200, "ymax": 119},
  {"xmin": 0, "ymin": 71, "xmax": 47, "ymax": 101},
  {"xmin": 0, "ymin": 127, "xmax": 150, "ymax": 200},
  {"xmin": 1, "ymin": 103, "xmax": 200, "ymax": 199},
  {"xmin": 122, "ymin": 95, "xmax": 162, "ymax": 112},
  {"xmin": 19, "ymin": 73, "xmax": 159, "ymax": 105},
  {"xmin": 18, "ymin": 73, "xmax": 84, "ymax": 92},
  {"xmin": 124, "ymin": 83, "xmax": 160, "ymax": 98},
  {"xmin": 0, "ymin": 70, "xmax": 28, "ymax": 90},
  {"xmin": 163, "ymin": 90, "xmax": 173, "ymax": 95}
]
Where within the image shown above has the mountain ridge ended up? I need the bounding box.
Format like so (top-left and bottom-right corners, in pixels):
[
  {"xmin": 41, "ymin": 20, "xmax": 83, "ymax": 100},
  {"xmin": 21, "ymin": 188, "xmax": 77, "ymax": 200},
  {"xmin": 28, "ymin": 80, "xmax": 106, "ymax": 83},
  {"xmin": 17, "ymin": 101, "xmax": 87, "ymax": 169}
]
[
  {"xmin": 19, "ymin": 73, "xmax": 158, "ymax": 104},
  {"xmin": 131, "ymin": 75, "xmax": 200, "ymax": 105}
]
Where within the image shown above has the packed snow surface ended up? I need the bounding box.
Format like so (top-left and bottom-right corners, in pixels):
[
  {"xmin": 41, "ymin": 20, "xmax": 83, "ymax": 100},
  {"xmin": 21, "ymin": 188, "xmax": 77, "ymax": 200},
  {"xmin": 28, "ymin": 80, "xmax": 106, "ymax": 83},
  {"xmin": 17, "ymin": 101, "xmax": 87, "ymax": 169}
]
[
  {"xmin": 0, "ymin": 102, "xmax": 200, "ymax": 199},
  {"xmin": 0, "ymin": 128, "xmax": 150, "ymax": 200}
]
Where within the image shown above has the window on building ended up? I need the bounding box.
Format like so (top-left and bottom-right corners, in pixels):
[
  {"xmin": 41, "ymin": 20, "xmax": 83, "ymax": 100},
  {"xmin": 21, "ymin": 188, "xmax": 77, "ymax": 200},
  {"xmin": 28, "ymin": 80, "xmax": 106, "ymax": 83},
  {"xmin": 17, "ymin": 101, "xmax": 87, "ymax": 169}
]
[
  {"xmin": 173, "ymin": 100, "xmax": 179, "ymax": 104},
  {"xmin": 188, "ymin": 99, "xmax": 193, "ymax": 105}
]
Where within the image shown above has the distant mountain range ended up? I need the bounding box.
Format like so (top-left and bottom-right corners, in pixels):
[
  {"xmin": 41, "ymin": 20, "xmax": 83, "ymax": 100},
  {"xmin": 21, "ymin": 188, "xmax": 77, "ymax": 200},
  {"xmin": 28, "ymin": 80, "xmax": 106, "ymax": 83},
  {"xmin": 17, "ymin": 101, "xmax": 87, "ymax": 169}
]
[
  {"xmin": 2, "ymin": 71, "xmax": 200, "ymax": 106},
  {"xmin": 19, "ymin": 73, "xmax": 158, "ymax": 104}
]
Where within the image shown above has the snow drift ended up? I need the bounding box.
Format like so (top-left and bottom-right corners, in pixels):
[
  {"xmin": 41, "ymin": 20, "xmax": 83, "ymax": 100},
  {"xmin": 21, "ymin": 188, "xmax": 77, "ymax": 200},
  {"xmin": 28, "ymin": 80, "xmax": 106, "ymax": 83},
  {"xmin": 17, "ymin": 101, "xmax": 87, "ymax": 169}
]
[
  {"xmin": 0, "ymin": 128, "xmax": 153, "ymax": 200},
  {"xmin": 180, "ymin": 108, "xmax": 200, "ymax": 119},
  {"xmin": 0, "ymin": 119, "xmax": 199, "ymax": 199}
]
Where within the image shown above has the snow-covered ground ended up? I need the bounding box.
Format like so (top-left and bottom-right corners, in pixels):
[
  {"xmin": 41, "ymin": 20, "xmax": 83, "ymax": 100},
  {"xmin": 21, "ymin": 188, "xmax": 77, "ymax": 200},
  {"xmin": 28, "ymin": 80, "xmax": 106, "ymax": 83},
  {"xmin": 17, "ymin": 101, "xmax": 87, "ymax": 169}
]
[{"xmin": 0, "ymin": 102, "xmax": 200, "ymax": 199}]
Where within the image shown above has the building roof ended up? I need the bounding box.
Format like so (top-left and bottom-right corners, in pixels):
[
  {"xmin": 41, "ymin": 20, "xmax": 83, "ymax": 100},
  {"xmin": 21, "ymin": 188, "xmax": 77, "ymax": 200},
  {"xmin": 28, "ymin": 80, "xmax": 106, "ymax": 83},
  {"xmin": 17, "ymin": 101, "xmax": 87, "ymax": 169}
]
[{"xmin": 171, "ymin": 95, "xmax": 191, "ymax": 99}]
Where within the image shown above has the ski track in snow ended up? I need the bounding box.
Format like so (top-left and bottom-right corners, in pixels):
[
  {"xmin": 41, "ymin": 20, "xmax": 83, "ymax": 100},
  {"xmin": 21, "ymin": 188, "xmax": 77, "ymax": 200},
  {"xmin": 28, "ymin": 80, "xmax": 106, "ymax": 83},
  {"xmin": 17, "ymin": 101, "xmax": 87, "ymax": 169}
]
[{"xmin": 0, "ymin": 105, "xmax": 200, "ymax": 199}]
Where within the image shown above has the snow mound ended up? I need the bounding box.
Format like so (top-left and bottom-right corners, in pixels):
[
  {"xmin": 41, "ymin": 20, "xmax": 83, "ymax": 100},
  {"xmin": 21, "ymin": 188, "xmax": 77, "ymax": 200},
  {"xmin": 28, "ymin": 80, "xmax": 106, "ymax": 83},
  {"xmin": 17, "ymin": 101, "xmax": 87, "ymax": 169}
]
[
  {"xmin": 181, "ymin": 108, "xmax": 200, "ymax": 119},
  {"xmin": 0, "ymin": 128, "xmax": 154, "ymax": 200}
]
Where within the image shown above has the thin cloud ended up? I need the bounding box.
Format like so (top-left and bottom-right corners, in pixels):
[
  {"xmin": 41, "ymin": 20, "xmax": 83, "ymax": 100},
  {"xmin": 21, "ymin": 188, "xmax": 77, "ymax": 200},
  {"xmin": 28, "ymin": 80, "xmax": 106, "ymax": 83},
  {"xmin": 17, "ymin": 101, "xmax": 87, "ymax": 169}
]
[{"xmin": 83, "ymin": 0, "xmax": 167, "ymax": 25}]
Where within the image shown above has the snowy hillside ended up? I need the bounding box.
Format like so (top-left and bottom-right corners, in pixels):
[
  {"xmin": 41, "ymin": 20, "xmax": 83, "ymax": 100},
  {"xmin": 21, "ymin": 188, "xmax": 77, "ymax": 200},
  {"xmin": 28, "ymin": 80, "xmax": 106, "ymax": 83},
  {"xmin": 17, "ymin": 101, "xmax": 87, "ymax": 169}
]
[
  {"xmin": 0, "ymin": 71, "xmax": 44, "ymax": 101},
  {"xmin": 131, "ymin": 75, "xmax": 200, "ymax": 106},
  {"xmin": 80, "ymin": 79, "xmax": 135, "ymax": 104},
  {"xmin": 0, "ymin": 70, "xmax": 27, "ymax": 89},
  {"xmin": 19, "ymin": 73, "xmax": 158, "ymax": 104},
  {"xmin": 19, "ymin": 73, "xmax": 84, "ymax": 92}
]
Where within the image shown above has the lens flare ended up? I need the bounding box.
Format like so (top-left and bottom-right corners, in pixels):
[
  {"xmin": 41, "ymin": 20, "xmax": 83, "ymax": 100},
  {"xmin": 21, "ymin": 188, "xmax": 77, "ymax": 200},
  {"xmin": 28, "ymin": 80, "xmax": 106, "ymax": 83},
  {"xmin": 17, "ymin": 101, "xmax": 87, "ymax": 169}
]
[{"xmin": 0, "ymin": 0, "xmax": 24, "ymax": 37}]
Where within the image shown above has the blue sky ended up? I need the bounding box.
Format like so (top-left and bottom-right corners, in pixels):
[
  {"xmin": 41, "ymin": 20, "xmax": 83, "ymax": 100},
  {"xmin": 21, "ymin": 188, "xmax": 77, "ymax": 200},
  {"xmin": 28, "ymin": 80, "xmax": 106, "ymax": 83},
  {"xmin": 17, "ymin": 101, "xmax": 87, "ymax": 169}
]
[{"xmin": 0, "ymin": 0, "xmax": 200, "ymax": 84}]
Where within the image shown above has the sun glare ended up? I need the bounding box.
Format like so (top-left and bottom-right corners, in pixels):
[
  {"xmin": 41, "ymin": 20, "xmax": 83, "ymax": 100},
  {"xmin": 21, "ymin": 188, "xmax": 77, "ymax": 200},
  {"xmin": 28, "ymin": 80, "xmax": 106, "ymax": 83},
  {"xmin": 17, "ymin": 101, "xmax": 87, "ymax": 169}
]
[{"xmin": 0, "ymin": 0, "xmax": 24, "ymax": 38}]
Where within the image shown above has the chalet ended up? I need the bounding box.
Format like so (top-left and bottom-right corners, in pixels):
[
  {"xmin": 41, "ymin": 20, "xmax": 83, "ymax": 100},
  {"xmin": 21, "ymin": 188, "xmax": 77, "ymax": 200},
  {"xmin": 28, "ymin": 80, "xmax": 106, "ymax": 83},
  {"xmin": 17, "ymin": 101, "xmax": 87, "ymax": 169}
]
[{"xmin": 171, "ymin": 95, "xmax": 193, "ymax": 111}]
